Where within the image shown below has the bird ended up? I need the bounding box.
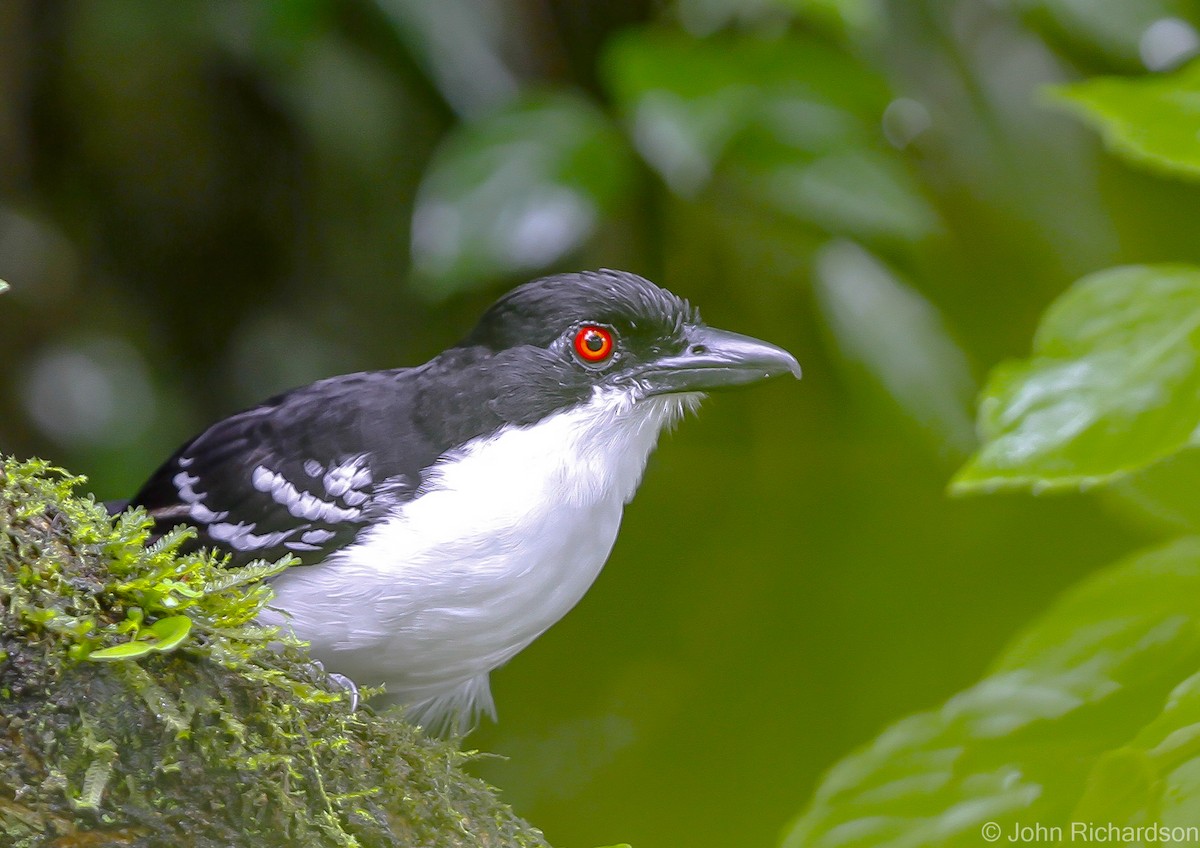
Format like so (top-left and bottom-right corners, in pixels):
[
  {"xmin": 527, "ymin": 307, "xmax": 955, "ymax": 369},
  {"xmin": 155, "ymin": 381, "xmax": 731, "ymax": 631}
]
[{"xmin": 121, "ymin": 269, "xmax": 800, "ymax": 733}]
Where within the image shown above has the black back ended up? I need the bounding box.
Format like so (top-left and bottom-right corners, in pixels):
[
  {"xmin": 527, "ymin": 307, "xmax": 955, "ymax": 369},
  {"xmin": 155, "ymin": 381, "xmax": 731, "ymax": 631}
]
[{"xmin": 129, "ymin": 270, "xmax": 699, "ymax": 566}]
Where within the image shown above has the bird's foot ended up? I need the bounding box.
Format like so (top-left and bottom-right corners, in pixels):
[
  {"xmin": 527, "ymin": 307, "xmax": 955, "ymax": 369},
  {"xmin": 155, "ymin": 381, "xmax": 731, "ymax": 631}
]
[
  {"xmin": 309, "ymin": 660, "xmax": 360, "ymax": 711},
  {"xmin": 328, "ymin": 672, "xmax": 359, "ymax": 712}
]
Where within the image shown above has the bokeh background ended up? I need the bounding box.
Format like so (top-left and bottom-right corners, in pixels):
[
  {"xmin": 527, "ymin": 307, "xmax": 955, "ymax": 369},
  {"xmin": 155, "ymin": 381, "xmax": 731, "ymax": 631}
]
[{"xmin": 2, "ymin": 1, "xmax": 1198, "ymax": 846}]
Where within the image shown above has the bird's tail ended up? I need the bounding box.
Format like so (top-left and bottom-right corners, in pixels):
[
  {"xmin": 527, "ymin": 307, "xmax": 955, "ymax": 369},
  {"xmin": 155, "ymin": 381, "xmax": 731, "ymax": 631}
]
[
  {"xmin": 104, "ymin": 499, "xmax": 130, "ymax": 517},
  {"xmin": 404, "ymin": 674, "xmax": 497, "ymax": 737}
]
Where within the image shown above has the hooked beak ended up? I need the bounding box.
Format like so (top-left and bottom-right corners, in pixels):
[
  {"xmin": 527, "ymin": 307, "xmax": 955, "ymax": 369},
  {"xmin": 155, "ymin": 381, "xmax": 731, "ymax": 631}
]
[{"xmin": 624, "ymin": 325, "xmax": 802, "ymax": 396}]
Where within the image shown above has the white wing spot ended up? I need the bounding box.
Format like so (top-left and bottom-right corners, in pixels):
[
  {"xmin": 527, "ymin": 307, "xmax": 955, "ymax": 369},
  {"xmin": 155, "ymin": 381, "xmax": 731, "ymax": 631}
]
[
  {"xmin": 173, "ymin": 469, "xmax": 229, "ymax": 523},
  {"xmin": 208, "ymin": 520, "xmax": 302, "ymax": 552},
  {"xmin": 251, "ymin": 465, "xmax": 275, "ymax": 494},
  {"xmin": 323, "ymin": 456, "xmax": 371, "ymax": 498},
  {"xmin": 173, "ymin": 470, "xmax": 203, "ymax": 504},
  {"xmin": 189, "ymin": 503, "xmax": 228, "ymax": 523},
  {"xmin": 301, "ymin": 528, "xmax": 335, "ymax": 545},
  {"xmin": 252, "ymin": 464, "xmax": 360, "ymax": 523}
]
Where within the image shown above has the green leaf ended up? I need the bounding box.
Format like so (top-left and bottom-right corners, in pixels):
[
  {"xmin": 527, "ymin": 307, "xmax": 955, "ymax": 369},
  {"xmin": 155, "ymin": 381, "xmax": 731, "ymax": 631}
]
[
  {"xmin": 751, "ymin": 148, "xmax": 938, "ymax": 243},
  {"xmin": 161, "ymin": 578, "xmax": 204, "ymax": 599},
  {"xmin": 953, "ymin": 264, "xmax": 1200, "ymax": 494},
  {"xmin": 604, "ymin": 29, "xmax": 936, "ymax": 241},
  {"xmin": 780, "ymin": 0, "xmax": 882, "ymax": 33},
  {"xmin": 410, "ymin": 91, "xmax": 632, "ymax": 296},
  {"xmin": 87, "ymin": 641, "xmax": 156, "ymax": 661},
  {"xmin": 674, "ymin": 0, "xmax": 882, "ymax": 39},
  {"xmin": 813, "ymin": 241, "xmax": 976, "ymax": 454},
  {"xmin": 202, "ymin": 557, "xmax": 292, "ymax": 593},
  {"xmin": 1016, "ymin": 0, "xmax": 1198, "ymax": 68},
  {"xmin": 145, "ymin": 615, "xmax": 192, "ymax": 652},
  {"xmin": 1050, "ymin": 59, "xmax": 1200, "ymax": 181},
  {"xmin": 87, "ymin": 615, "xmax": 192, "ymax": 661},
  {"xmin": 603, "ymin": 28, "xmax": 888, "ymax": 194},
  {"xmin": 373, "ymin": 0, "xmax": 517, "ymax": 117},
  {"xmin": 782, "ymin": 537, "xmax": 1200, "ymax": 848},
  {"xmin": 1103, "ymin": 446, "xmax": 1200, "ymax": 532},
  {"xmin": 1064, "ymin": 644, "xmax": 1200, "ymax": 830}
]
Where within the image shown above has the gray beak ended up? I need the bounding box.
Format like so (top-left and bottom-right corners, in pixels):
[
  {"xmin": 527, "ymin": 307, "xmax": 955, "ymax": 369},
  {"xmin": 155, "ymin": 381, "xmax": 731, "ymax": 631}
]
[{"xmin": 625, "ymin": 325, "xmax": 802, "ymax": 396}]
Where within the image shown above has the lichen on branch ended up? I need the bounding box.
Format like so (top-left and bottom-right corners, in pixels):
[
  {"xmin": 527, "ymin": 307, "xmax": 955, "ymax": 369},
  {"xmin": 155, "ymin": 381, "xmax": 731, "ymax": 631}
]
[{"xmin": 0, "ymin": 457, "xmax": 548, "ymax": 848}]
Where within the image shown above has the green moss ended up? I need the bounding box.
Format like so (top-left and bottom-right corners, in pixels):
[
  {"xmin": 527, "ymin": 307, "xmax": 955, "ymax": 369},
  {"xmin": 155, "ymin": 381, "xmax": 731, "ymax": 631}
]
[{"xmin": 0, "ymin": 457, "xmax": 550, "ymax": 848}]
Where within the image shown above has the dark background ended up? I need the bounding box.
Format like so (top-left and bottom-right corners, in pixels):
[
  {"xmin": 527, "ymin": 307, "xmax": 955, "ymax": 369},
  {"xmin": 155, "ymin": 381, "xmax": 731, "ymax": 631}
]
[{"xmin": 2, "ymin": 1, "xmax": 1196, "ymax": 846}]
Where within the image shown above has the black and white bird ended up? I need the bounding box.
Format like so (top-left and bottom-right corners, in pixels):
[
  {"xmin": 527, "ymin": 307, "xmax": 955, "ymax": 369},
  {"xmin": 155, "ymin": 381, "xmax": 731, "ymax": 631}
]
[{"xmin": 123, "ymin": 270, "xmax": 800, "ymax": 732}]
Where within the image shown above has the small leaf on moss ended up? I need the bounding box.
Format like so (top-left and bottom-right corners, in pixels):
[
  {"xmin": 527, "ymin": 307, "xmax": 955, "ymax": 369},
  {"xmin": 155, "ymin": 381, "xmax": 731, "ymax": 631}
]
[
  {"xmin": 145, "ymin": 614, "xmax": 192, "ymax": 651},
  {"xmin": 87, "ymin": 641, "xmax": 156, "ymax": 661},
  {"xmin": 87, "ymin": 615, "xmax": 192, "ymax": 660},
  {"xmin": 2, "ymin": 456, "xmax": 549, "ymax": 846}
]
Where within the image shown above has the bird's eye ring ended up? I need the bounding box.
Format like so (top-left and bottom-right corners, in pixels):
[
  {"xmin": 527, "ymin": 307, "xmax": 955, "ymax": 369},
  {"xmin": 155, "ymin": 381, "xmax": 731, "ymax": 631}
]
[{"xmin": 573, "ymin": 325, "xmax": 615, "ymax": 366}]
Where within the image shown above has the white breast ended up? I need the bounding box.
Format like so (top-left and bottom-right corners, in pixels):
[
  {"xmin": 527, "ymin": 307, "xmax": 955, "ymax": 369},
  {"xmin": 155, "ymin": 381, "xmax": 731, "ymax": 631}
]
[{"xmin": 261, "ymin": 388, "xmax": 700, "ymax": 726}]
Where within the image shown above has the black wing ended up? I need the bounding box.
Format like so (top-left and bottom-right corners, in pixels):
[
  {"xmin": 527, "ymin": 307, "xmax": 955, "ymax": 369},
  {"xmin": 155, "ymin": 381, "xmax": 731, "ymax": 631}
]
[{"xmin": 130, "ymin": 369, "xmax": 435, "ymax": 567}]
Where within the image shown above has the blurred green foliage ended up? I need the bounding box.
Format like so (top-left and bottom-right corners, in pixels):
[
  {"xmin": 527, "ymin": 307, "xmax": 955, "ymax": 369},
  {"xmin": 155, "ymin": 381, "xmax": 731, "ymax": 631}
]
[
  {"xmin": 791, "ymin": 20, "xmax": 1200, "ymax": 845},
  {"xmin": 4, "ymin": 1, "xmax": 1200, "ymax": 846},
  {"xmin": 785, "ymin": 538, "xmax": 1200, "ymax": 847},
  {"xmin": 1051, "ymin": 60, "xmax": 1200, "ymax": 180},
  {"xmin": 411, "ymin": 91, "xmax": 634, "ymax": 293},
  {"xmin": 953, "ymin": 265, "xmax": 1200, "ymax": 494}
]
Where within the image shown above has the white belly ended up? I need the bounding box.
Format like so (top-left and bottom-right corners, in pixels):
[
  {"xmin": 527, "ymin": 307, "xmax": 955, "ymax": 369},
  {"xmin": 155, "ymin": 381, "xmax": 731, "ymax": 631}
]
[
  {"xmin": 266, "ymin": 477, "xmax": 625, "ymax": 701},
  {"xmin": 260, "ymin": 389, "xmax": 699, "ymax": 719}
]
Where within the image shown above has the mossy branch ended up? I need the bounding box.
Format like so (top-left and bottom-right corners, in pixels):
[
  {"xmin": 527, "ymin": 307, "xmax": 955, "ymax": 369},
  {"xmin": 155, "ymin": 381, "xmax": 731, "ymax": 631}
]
[{"xmin": 0, "ymin": 457, "xmax": 548, "ymax": 848}]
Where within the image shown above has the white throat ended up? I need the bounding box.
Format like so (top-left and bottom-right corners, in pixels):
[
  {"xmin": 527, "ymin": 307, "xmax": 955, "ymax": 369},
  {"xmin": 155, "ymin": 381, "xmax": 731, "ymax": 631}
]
[{"xmin": 262, "ymin": 388, "xmax": 702, "ymax": 730}]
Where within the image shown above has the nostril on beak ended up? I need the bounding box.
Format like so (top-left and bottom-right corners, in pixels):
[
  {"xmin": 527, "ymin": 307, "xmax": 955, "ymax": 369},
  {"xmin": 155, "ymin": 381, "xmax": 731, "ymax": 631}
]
[{"xmin": 690, "ymin": 344, "xmax": 708, "ymax": 355}]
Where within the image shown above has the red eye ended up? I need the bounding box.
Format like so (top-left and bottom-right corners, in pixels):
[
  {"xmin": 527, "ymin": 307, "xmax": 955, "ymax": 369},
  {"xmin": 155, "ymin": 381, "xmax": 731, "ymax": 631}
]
[{"xmin": 573, "ymin": 325, "xmax": 615, "ymax": 365}]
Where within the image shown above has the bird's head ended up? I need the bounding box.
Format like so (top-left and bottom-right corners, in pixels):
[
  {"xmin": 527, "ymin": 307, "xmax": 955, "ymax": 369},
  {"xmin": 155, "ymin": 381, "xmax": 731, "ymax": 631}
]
[{"xmin": 456, "ymin": 269, "xmax": 800, "ymax": 427}]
